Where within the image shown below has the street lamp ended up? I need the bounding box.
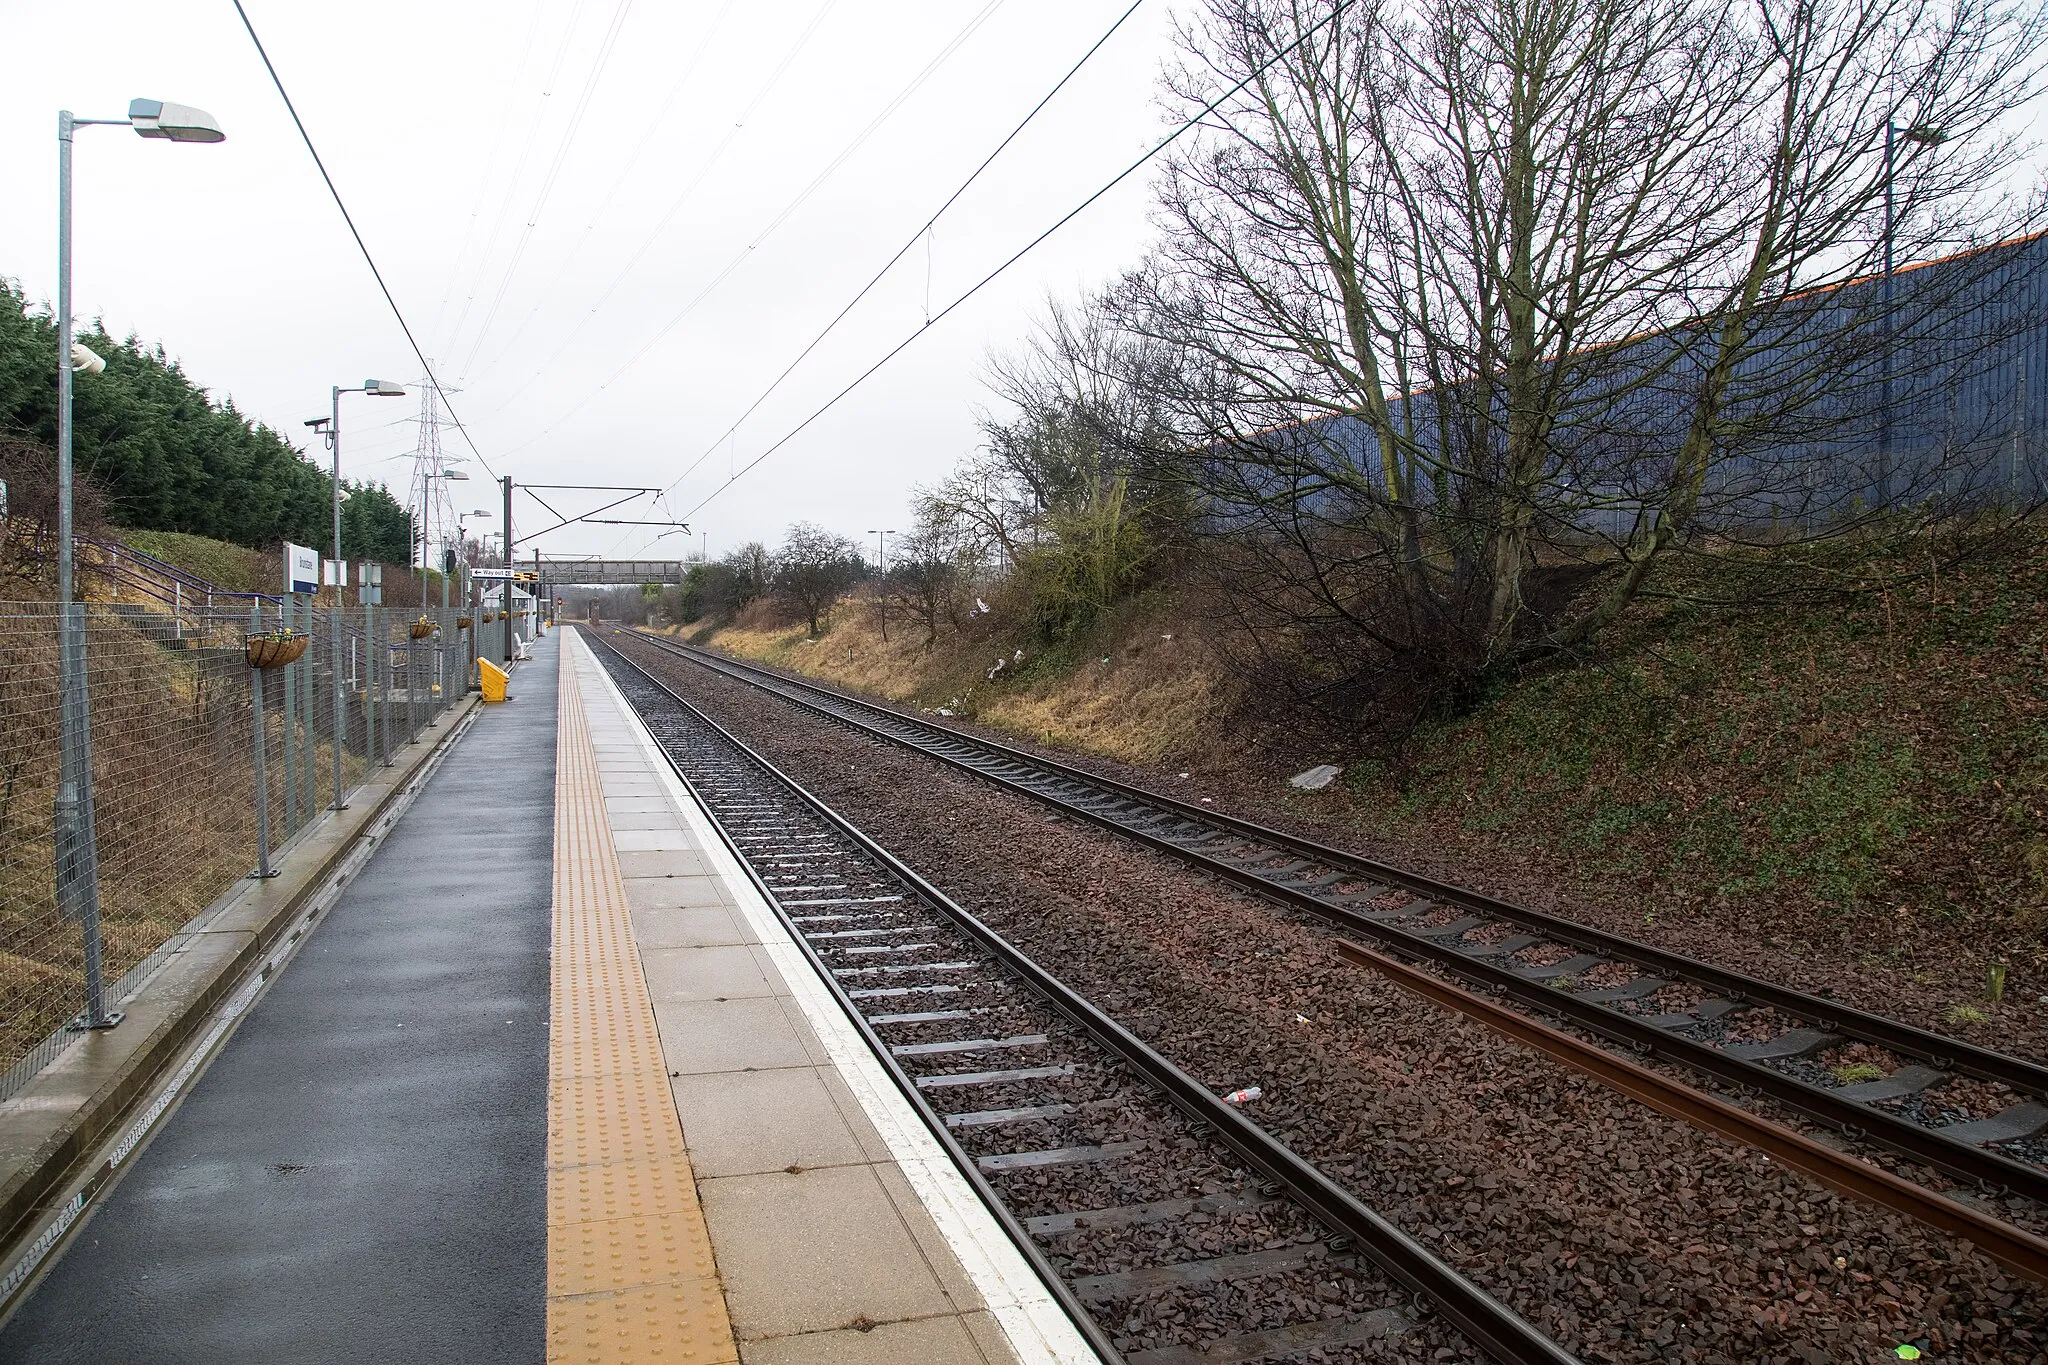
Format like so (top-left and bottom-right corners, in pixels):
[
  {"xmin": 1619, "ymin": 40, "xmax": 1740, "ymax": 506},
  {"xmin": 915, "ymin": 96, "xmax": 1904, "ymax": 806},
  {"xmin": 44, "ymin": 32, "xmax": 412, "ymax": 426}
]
[
  {"xmin": 869, "ymin": 530, "xmax": 898, "ymax": 641},
  {"xmin": 55, "ymin": 98, "xmax": 223, "ymax": 1032},
  {"xmin": 311, "ymin": 379, "xmax": 406, "ymax": 809},
  {"xmin": 1880, "ymin": 121, "xmax": 1947, "ymax": 506}
]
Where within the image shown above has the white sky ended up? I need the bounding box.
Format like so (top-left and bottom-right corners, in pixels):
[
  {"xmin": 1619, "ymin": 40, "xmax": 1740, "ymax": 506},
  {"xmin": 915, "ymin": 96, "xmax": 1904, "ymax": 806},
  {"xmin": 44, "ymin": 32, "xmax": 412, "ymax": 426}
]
[{"xmin": 1, "ymin": 0, "xmax": 1182, "ymax": 564}]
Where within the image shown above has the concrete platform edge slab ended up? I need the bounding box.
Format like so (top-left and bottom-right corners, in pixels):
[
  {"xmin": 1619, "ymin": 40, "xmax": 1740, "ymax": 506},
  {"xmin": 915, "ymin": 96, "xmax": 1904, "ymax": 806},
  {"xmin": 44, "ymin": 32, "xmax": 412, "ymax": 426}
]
[{"xmin": 570, "ymin": 629, "xmax": 1102, "ymax": 1365}]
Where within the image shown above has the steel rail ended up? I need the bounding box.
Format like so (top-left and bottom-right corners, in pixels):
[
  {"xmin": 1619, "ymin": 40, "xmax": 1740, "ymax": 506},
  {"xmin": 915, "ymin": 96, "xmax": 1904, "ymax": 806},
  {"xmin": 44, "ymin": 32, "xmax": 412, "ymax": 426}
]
[
  {"xmin": 616, "ymin": 631, "xmax": 2048, "ymax": 1209},
  {"xmin": 587, "ymin": 633, "xmax": 1581, "ymax": 1365},
  {"xmin": 1337, "ymin": 939, "xmax": 2048, "ymax": 1285}
]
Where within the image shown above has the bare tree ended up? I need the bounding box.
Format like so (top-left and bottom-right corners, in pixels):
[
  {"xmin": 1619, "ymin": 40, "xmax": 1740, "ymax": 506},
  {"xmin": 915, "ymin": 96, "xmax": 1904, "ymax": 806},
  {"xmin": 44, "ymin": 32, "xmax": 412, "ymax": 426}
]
[
  {"xmin": 883, "ymin": 520, "xmax": 962, "ymax": 646},
  {"xmin": 774, "ymin": 522, "xmax": 861, "ymax": 637},
  {"xmin": 1121, "ymin": 0, "xmax": 2046, "ymax": 721}
]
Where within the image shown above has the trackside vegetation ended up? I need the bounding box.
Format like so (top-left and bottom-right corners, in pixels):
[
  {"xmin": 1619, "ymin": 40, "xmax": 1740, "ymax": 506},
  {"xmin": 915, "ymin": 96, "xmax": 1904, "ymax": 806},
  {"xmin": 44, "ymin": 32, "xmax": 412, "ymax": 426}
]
[{"xmin": 0, "ymin": 278, "xmax": 412, "ymax": 561}]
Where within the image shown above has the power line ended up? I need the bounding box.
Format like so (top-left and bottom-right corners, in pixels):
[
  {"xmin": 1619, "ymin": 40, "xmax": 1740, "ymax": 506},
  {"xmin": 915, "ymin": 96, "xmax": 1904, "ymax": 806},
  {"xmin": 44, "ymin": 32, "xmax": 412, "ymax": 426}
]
[
  {"xmin": 487, "ymin": 0, "xmax": 1011, "ymax": 456},
  {"xmin": 464, "ymin": 0, "xmax": 744, "ymax": 383},
  {"xmin": 427, "ymin": 0, "xmax": 550, "ymax": 344},
  {"xmin": 658, "ymin": 0, "xmax": 1144, "ymax": 502},
  {"xmin": 230, "ymin": 0, "xmax": 500, "ymax": 480},
  {"xmin": 546, "ymin": 0, "xmax": 1010, "ymax": 415},
  {"xmin": 455, "ymin": 0, "xmax": 639, "ymax": 379},
  {"xmin": 440, "ymin": 0, "xmax": 595, "ymax": 365},
  {"xmin": 480, "ymin": 0, "xmax": 845, "ymax": 420},
  {"xmin": 675, "ymin": 0, "xmax": 1354, "ymax": 523}
]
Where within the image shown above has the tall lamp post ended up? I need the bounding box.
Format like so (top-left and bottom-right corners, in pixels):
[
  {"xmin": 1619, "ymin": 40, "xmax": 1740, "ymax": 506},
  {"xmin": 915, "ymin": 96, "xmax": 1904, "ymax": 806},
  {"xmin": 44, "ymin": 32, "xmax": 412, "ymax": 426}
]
[
  {"xmin": 310, "ymin": 380, "xmax": 406, "ymax": 809},
  {"xmin": 1880, "ymin": 121, "xmax": 1947, "ymax": 507},
  {"xmin": 868, "ymin": 529, "xmax": 897, "ymax": 640},
  {"xmin": 55, "ymin": 99, "xmax": 223, "ymax": 1032}
]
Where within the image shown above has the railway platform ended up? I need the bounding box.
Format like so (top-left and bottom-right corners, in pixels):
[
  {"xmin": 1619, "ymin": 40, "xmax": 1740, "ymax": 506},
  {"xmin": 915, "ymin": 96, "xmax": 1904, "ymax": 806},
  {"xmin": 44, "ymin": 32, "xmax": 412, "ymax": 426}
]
[{"xmin": 0, "ymin": 625, "xmax": 1090, "ymax": 1365}]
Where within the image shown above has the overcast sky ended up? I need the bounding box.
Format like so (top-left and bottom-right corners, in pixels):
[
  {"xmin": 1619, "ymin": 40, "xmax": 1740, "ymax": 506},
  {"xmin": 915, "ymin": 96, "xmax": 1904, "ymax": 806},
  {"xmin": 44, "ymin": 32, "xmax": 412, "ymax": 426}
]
[{"xmin": 2, "ymin": 0, "xmax": 1183, "ymax": 564}]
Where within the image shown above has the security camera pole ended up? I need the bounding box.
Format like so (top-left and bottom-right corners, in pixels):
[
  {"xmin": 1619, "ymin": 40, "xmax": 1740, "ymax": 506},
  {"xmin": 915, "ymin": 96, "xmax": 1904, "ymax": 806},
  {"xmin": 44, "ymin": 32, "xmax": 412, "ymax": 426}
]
[{"xmin": 55, "ymin": 99, "xmax": 223, "ymax": 1031}]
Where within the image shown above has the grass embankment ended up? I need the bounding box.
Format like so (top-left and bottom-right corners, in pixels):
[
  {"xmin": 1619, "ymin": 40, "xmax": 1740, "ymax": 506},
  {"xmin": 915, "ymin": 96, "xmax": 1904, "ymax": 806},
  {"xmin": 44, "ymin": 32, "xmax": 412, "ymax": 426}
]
[
  {"xmin": 691, "ymin": 590, "xmax": 1236, "ymax": 765},
  {"xmin": 1339, "ymin": 548, "xmax": 2048, "ymax": 943},
  {"xmin": 684, "ymin": 538, "xmax": 2048, "ymax": 1015},
  {"xmin": 115, "ymin": 529, "xmax": 270, "ymax": 593}
]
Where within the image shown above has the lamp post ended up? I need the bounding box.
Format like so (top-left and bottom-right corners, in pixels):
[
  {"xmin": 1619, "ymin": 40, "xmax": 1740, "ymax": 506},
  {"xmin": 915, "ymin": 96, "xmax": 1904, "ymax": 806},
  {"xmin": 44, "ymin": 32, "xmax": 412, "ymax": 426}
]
[
  {"xmin": 1880, "ymin": 121, "xmax": 1947, "ymax": 507},
  {"xmin": 311, "ymin": 380, "xmax": 405, "ymax": 808},
  {"xmin": 869, "ymin": 530, "xmax": 896, "ymax": 641},
  {"xmin": 55, "ymin": 99, "xmax": 223, "ymax": 1032}
]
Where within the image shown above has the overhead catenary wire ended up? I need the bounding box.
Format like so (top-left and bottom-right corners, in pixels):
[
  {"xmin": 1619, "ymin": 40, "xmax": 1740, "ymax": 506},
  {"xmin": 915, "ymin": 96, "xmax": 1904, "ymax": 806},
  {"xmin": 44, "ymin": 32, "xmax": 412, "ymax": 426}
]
[
  {"xmin": 455, "ymin": 0, "xmax": 640, "ymax": 379},
  {"xmin": 426, "ymin": 0, "xmax": 549, "ymax": 344},
  {"xmin": 463, "ymin": 0, "xmax": 744, "ymax": 384},
  {"xmin": 481, "ymin": 0, "xmax": 846, "ymax": 418},
  {"xmin": 654, "ymin": 0, "xmax": 1145, "ymax": 505},
  {"xmin": 491, "ymin": 0, "xmax": 1009, "ymax": 456},
  {"xmin": 673, "ymin": 0, "xmax": 1356, "ymax": 524},
  {"xmin": 439, "ymin": 0, "xmax": 595, "ymax": 366},
  {"xmin": 230, "ymin": 0, "xmax": 500, "ymax": 481}
]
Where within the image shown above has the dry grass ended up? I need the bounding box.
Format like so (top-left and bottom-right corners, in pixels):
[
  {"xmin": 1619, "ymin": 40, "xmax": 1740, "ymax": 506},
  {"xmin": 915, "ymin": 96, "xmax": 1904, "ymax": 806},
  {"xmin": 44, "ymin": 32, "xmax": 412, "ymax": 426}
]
[
  {"xmin": 690, "ymin": 591, "xmax": 1239, "ymax": 766},
  {"xmin": 0, "ymin": 602, "xmax": 373, "ymax": 1074}
]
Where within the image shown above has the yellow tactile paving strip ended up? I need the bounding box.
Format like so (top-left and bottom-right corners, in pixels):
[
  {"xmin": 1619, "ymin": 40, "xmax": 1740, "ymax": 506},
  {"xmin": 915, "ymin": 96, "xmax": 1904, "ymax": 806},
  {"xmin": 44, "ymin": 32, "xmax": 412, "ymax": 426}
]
[{"xmin": 549, "ymin": 647, "xmax": 738, "ymax": 1364}]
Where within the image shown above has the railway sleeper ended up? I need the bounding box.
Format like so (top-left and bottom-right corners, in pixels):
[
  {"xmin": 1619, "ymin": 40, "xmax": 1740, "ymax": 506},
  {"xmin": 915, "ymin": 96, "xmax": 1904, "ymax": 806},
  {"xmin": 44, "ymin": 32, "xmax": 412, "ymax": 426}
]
[
  {"xmin": 979, "ymin": 1141, "xmax": 1149, "ymax": 1173},
  {"xmin": 1122, "ymin": 1310, "xmax": 1414, "ymax": 1365},
  {"xmin": 1072, "ymin": 1244, "xmax": 1350, "ymax": 1301}
]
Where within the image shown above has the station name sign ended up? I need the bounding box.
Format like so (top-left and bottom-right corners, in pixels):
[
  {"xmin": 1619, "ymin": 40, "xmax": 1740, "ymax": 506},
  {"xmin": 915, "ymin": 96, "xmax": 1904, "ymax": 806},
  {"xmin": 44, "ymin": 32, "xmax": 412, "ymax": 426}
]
[{"xmin": 284, "ymin": 541, "xmax": 319, "ymax": 595}]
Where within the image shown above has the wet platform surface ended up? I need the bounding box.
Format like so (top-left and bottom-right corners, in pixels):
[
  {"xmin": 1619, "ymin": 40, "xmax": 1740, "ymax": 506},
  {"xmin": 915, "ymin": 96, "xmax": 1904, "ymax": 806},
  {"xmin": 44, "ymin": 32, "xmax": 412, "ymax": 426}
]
[
  {"xmin": 0, "ymin": 627, "xmax": 1091, "ymax": 1365},
  {"xmin": 0, "ymin": 634, "xmax": 557, "ymax": 1364}
]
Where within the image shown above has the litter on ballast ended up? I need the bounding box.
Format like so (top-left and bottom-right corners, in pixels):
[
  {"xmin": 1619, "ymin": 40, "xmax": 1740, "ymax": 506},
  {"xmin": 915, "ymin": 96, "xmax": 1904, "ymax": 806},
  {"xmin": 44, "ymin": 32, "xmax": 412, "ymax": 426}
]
[
  {"xmin": 1220, "ymin": 1086, "xmax": 1262, "ymax": 1105},
  {"xmin": 1289, "ymin": 764, "xmax": 1343, "ymax": 791}
]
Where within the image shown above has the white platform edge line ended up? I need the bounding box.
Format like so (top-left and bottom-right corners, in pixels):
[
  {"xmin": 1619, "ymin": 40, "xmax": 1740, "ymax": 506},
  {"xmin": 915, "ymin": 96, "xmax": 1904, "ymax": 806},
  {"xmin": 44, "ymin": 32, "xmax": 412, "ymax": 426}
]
[{"xmin": 569, "ymin": 631, "xmax": 1103, "ymax": 1365}]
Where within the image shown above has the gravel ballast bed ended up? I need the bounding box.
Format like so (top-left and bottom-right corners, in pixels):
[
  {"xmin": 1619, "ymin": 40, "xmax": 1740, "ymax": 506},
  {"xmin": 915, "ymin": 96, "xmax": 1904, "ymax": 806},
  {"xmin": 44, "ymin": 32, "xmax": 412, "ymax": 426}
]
[
  {"xmin": 616, "ymin": 636, "xmax": 2048, "ymax": 1364},
  {"xmin": 693, "ymin": 641, "xmax": 2046, "ymax": 1065}
]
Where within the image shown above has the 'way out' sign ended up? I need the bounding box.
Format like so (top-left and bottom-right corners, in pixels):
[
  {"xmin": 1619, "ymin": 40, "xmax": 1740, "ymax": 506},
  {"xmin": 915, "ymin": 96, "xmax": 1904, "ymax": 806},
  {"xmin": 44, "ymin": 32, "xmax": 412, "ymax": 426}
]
[{"xmin": 285, "ymin": 542, "xmax": 320, "ymax": 595}]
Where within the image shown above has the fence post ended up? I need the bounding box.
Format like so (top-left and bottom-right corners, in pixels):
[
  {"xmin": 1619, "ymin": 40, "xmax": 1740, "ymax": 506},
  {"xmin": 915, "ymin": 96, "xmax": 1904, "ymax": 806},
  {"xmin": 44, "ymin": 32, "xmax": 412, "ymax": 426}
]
[
  {"xmin": 281, "ymin": 593, "xmax": 297, "ymax": 835},
  {"xmin": 366, "ymin": 602, "xmax": 379, "ymax": 771},
  {"xmin": 249, "ymin": 601, "xmax": 276, "ymax": 880},
  {"xmin": 55, "ymin": 599, "xmax": 117, "ymax": 1032},
  {"xmin": 303, "ymin": 600, "xmax": 318, "ymax": 818},
  {"xmin": 408, "ymin": 622, "xmax": 420, "ymax": 743}
]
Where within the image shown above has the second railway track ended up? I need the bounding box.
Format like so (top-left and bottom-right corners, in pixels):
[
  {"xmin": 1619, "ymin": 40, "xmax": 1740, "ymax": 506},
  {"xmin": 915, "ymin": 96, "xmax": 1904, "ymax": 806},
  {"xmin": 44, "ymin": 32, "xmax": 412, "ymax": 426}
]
[
  {"xmin": 608, "ymin": 628, "xmax": 2048, "ymax": 1270},
  {"xmin": 584, "ymin": 631, "xmax": 1577, "ymax": 1364}
]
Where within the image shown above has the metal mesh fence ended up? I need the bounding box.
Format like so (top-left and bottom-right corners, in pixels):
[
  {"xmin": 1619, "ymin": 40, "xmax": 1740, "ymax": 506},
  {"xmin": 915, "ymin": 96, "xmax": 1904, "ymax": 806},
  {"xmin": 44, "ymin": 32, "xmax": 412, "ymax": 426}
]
[{"xmin": 0, "ymin": 596, "xmax": 471, "ymax": 1094}]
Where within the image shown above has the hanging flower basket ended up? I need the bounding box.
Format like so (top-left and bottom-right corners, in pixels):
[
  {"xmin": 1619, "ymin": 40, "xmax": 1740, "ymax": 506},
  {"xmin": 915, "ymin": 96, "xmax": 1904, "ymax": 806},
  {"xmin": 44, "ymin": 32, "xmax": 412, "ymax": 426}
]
[
  {"xmin": 409, "ymin": 616, "xmax": 436, "ymax": 640},
  {"xmin": 245, "ymin": 629, "xmax": 308, "ymax": 670},
  {"xmin": 457, "ymin": 615, "xmax": 474, "ymax": 629}
]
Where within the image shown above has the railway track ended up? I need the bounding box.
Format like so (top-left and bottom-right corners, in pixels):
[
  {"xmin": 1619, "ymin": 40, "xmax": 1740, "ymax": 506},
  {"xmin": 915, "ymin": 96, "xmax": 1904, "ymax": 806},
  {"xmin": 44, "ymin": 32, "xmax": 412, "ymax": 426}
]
[
  {"xmin": 611, "ymin": 631, "xmax": 2048, "ymax": 1258},
  {"xmin": 584, "ymin": 632, "xmax": 1578, "ymax": 1365}
]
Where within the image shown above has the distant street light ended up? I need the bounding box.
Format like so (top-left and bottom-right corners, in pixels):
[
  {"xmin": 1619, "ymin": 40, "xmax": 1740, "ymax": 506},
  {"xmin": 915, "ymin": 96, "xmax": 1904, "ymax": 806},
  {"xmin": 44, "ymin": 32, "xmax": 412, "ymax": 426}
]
[
  {"xmin": 311, "ymin": 380, "xmax": 406, "ymax": 809},
  {"xmin": 1879, "ymin": 122, "xmax": 1947, "ymax": 505},
  {"xmin": 54, "ymin": 98, "xmax": 223, "ymax": 1032},
  {"xmin": 869, "ymin": 530, "xmax": 898, "ymax": 641}
]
